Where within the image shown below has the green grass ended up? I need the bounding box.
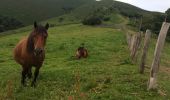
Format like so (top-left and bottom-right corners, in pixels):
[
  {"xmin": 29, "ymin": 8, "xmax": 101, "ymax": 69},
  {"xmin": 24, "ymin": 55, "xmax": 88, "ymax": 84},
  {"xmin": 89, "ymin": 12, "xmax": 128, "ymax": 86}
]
[{"xmin": 0, "ymin": 24, "xmax": 170, "ymax": 100}]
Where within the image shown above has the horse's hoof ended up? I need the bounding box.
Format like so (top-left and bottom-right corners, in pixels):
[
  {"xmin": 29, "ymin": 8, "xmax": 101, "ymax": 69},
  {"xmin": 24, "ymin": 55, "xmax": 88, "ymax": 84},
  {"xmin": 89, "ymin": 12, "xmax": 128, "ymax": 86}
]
[
  {"xmin": 21, "ymin": 83, "xmax": 27, "ymax": 87},
  {"xmin": 28, "ymin": 76, "xmax": 32, "ymax": 79},
  {"xmin": 31, "ymin": 83, "xmax": 36, "ymax": 87},
  {"xmin": 27, "ymin": 73, "xmax": 32, "ymax": 79}
]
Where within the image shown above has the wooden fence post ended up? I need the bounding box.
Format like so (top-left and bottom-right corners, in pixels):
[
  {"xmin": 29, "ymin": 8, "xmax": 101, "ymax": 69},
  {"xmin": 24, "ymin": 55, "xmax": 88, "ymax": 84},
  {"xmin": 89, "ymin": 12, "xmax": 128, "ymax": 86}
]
[
  {"xmin": 148, "ymin": 22, "xmax": 170, "ymax": 90},
  {"xmin": 130, "ymin": 32, "xmax": 142, "ymax": 62},
  {"xmin": 126, "ymin": 33, "xmax": 132, "ymax": 49},
  {"xmin": 139, "ymin": 30, "xmax": 151, "ymax": 74}
]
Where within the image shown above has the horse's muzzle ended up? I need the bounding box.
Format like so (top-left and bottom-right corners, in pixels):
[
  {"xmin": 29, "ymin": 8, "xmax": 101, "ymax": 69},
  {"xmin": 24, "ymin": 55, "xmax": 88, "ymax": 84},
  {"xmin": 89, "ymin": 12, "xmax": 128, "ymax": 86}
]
[{"xmin": 34, "ymin": 48, "xmax": 43, "ymax": 56}]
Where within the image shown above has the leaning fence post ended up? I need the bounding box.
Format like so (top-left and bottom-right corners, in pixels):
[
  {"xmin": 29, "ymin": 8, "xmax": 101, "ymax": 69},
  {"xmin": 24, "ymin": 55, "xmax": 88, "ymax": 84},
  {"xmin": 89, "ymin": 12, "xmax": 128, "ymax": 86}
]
[
  {"xmin": 139, "ymin": 30, "xmax": 151, "ymax": 74},
  {"xmin": 148, "ymin": 22, "xmax": 170, "ymax": 90}
]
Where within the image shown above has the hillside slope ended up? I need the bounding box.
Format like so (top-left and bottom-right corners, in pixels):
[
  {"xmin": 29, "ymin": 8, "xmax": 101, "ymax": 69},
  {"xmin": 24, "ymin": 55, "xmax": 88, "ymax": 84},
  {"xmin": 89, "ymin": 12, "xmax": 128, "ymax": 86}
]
[
  {"xmin": 0, "ymin": 0, "xmax": 166, "ymax": 35},
  {"xmin": 0, "ymin": 0, "xmax": 162, "ymax": 25},
  {"xmin": 0, "ymin": 0, "xmax": 92, "ymax": 25}
]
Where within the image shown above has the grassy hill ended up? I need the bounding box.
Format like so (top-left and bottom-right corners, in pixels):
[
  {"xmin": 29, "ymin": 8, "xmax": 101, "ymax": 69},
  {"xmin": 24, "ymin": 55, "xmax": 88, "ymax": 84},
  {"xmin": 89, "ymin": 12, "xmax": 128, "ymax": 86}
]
[
  {"xmin": 0, "ymin": 0, "xmax": 163, "ymax": 25},
  {"xmin": 0, "ymin": 0, "xmax": 170, "ymax": 99},
  {"xmin": 0, "ymin": 22, "xmax": 170, "ymax": 99},
  {"xmin": 0, "ymin": 0, "xmax": 167, "ymax": 35}
]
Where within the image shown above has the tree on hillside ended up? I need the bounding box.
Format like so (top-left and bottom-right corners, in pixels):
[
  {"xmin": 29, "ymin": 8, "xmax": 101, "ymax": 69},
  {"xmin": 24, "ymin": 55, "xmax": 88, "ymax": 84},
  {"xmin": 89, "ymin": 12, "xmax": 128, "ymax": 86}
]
[{"xmin": 82, "ymin": 16, "xmax": 102, "ymax": 25}]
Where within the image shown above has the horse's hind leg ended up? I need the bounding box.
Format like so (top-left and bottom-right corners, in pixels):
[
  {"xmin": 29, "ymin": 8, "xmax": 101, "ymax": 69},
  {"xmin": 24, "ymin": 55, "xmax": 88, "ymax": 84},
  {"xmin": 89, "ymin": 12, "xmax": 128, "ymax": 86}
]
[
  {"xmin": 21, "ymin": 66, "xmax": 28, "ymax": 86},
  {"xmin": 27, "ymin": 67, "xmax": 32, "ymax": 79},
  {"xmin": 83, "ymin": 49, "xmax": 88, "ymax": 58},
  {"xmin": 31, "ymin": 67, "xmax": 40, "ymax": 87}
]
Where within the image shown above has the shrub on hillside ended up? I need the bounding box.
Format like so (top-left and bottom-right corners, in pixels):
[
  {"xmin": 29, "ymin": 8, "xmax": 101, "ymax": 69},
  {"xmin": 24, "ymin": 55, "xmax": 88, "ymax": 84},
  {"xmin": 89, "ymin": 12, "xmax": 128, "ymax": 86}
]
[
  {"xmin": 82, "ymin": 16, "xmax": 102, "ymax": 25},
  {"xmin": 103, "ymin": 17, "xmax": 110, "ymax": 21},
  {"xmin": 58, "ymin": 17, "xmax": 64, "ymax": 23}
]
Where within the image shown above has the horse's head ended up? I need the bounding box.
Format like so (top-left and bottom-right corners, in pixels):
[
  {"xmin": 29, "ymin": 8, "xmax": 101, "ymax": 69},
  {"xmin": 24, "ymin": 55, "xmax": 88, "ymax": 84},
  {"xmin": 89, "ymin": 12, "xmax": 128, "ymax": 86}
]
[{"xmin": 27, "ymin": 22, "xmax": 49, "ymax": 56}]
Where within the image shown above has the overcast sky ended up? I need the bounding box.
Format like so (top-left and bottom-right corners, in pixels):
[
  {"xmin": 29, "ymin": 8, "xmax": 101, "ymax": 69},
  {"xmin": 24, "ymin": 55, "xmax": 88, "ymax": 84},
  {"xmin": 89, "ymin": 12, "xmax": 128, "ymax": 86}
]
[{"xmin": 115, "ymin": 0, "xmax": 170, "ymax": 12}]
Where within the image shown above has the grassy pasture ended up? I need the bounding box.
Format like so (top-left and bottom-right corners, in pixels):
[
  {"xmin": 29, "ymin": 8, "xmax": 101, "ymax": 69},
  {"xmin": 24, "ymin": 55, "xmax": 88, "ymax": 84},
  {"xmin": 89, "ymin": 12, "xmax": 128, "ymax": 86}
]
[{"xmin": 0, "ymin": 24, "xmax": 170, "ymax": 100}]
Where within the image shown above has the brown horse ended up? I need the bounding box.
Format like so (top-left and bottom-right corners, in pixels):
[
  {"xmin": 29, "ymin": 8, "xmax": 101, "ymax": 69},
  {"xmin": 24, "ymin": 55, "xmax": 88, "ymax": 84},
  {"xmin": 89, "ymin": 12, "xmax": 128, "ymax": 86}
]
[
  {"xmin": 76, "ymin": 43, "xmax": 88, "ymax": 59},
  {"xmin": 14, "ymin": 22, "xmax": 49, "ymax": 87}
]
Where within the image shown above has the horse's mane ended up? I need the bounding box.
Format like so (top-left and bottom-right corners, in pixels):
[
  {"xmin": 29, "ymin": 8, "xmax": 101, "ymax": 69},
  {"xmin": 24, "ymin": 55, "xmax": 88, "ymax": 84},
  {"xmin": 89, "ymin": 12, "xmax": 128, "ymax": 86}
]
[{"xmin": 27, "ymin": 32, "xmax": 35, "ymax": 53}]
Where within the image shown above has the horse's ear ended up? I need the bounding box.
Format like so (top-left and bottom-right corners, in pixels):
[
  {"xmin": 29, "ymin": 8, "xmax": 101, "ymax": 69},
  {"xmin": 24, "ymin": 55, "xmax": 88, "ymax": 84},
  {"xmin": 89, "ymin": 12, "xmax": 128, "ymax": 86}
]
[
  {"xmin": 34, "ymin": 21, "xmax": 37, "ymax": 28},
  {"xmin": 45, "ymin": 23, "xmax": 49, "ymax": 30}
]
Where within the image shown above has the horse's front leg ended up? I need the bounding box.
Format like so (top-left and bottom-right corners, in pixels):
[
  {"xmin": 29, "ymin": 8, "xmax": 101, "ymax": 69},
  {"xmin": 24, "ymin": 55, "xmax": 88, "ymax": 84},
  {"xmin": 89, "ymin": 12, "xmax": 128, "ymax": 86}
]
[
  {"xmin": 31, "ymin": 67, "xmax": 40, "ymax": 87},
  {"xmin": 27, "ymin": 67, "xmax": 32, "ymax": 79},
  {"xmin": 21, "ymin": 66, "xmax": 28, "ymax": 86}
]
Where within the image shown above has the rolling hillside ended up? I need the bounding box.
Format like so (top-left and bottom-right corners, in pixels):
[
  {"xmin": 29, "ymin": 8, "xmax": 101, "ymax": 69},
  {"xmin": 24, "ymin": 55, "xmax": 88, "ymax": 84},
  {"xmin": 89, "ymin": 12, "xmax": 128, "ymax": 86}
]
[
  {"xmin": 0, "ymin": 0, "xmax": 163, "ymax": 25},
  {"xmin": 0, "ymin": 0, "xmax": 92, "ymax": 25},
  {"xmin": 0, "ymin": 0, "xmax": 167, "ymax": 35}
]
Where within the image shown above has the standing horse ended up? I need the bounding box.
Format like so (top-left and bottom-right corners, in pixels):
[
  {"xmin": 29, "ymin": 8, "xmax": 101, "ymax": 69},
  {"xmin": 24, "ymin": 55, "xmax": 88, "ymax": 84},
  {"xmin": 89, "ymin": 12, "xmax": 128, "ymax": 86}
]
[{"xmin": 14, "ymin": 22, "xmax": 49, "ymax": 87}]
